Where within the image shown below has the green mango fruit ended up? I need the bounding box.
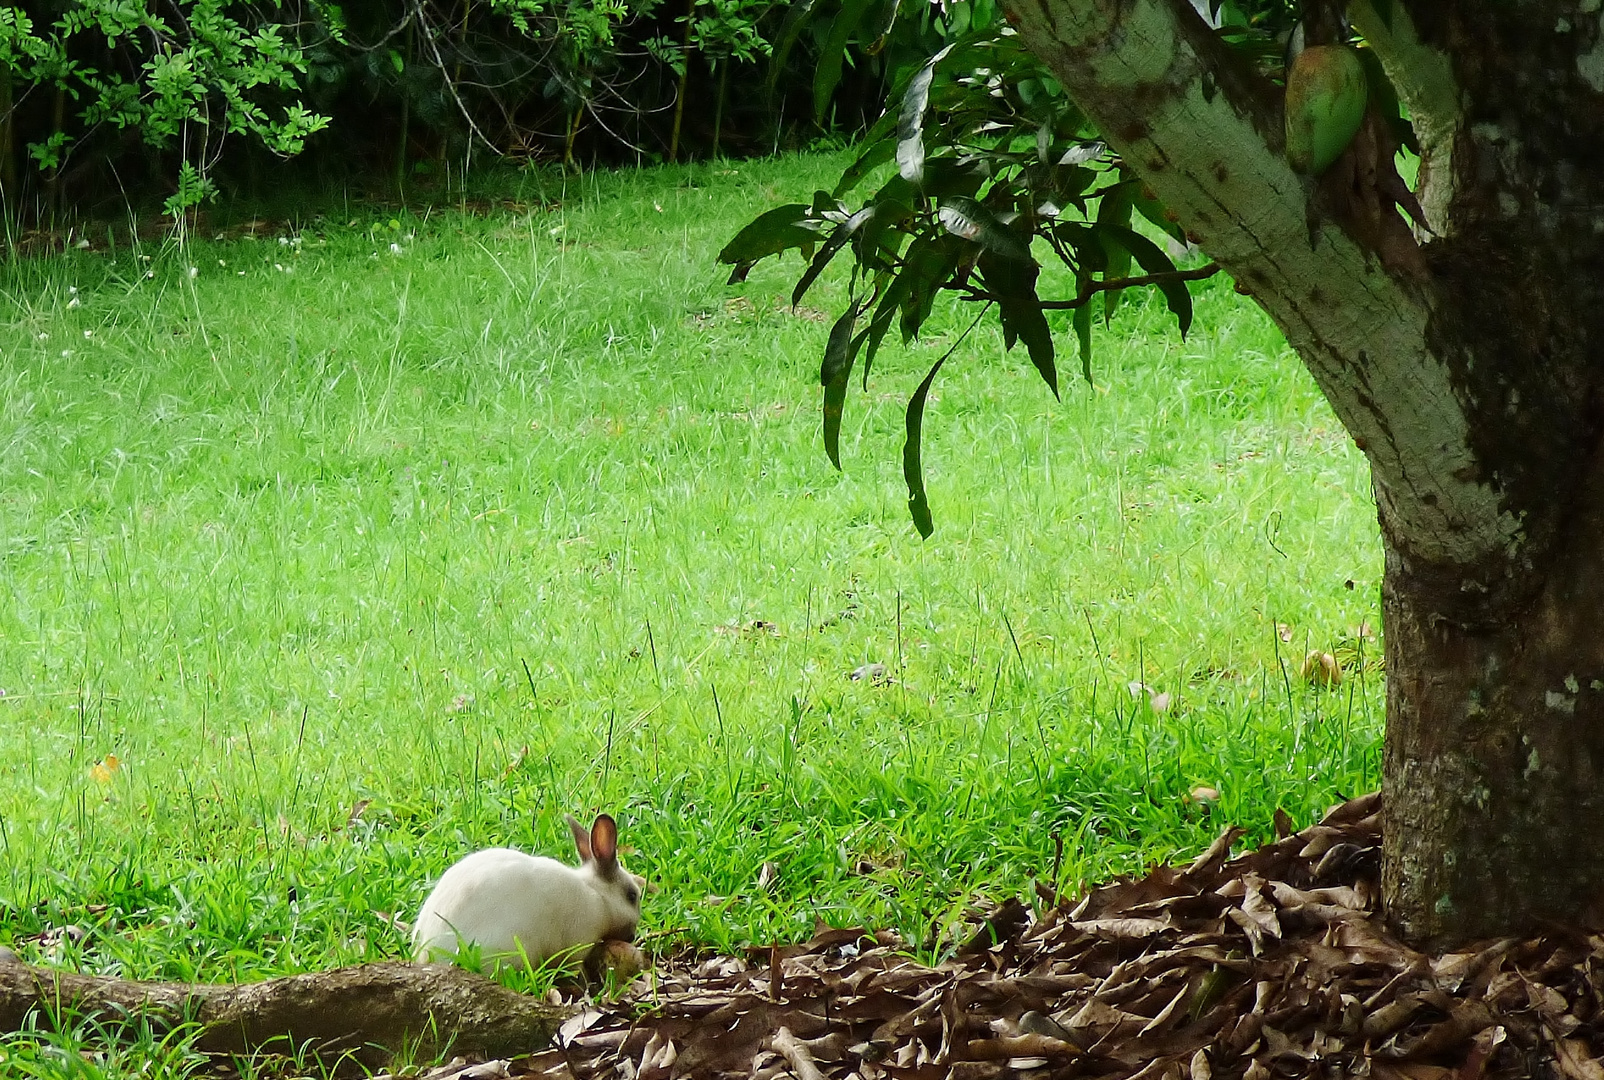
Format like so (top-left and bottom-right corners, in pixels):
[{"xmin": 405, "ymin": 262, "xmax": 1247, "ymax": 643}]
[{"xmin": 1284, "ymin": 45, "xmax": 1368, "ymax": 175}]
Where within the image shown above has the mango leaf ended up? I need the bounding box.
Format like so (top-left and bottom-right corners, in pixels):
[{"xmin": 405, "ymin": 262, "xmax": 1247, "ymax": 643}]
[
  {"xmin": 718, "ymin": 204, "xmax": 818, "ymax": 282},
  {"xmin": 794, "ymin": 206, "xmax": 875, "ymax": 307},
  {"xmin": 979, "ymin": 252, "xmax": 1057, "ymax": 399},
  {"xmin": 1130, "ymin": 183, "xmax": 1186, "ymax": 243},
  {"xmin": 859, "ymin": 234, "xmax": 934, "ymax": 369},
  {"xmin": 903, "ymin": 353, "xmax": 948, "ymax": 538},
  {"xmin": 834, "ymin": 135, "xmax": 897, "ymax": 198},
  {"xmin": 769, "ymin": 0, "xmax": 819, "ymax": 84},
  {"xmin": 898, "ymin": 235, "xmax": 964, "ymax": 343},
  {"xmin": 1355, "ymin": 44, "xmax": 1418, "ymax": 155},
  {"xmin": 861, "ymin": 300, "xmax": 898, "ymax": 387},
  {"xmin": 1096, "ymin": 181, "xmax": 1134, "ymax": 319},
  {"xmin": 1073, "ymin": 274, "xmax": 1093, "ymax": 383},
  {"xmin": 919, "ymin": 157, "xmax": 988, "ymax": 199},
  {"xmin": 897, "ymin": 43, "xmax": 953, "ymax": 185},
  {"xmin": 1101, "ymin": 225, "xmax": 1194, "ymax": 339},
  {"xmin": 1021, "ymin": 159, "xmax": 1097, "ymax": 218},
  {"xmin": 821, "ymin": 299, "xmax": 868, "ymax": 469},
  {"xmin": 1058, "ymin": 140, "xmax": 1105, "ymax": 166},
  {"xmin": 937, "ymin": 196, "xmax": 1033, "ymax": 263},
  {"xmin": 1052, "ymin": 220, "xmax": 1109, "ymax": 275},
  {"xmin": 814, "ymin": 0, "xmax": 877, "ymax": 124},
  {"xmin": 863, "ymin": 0, "xmax": 903, "ymax": 54},
  {"xmin": 853, "ymin": 186, "xmax": 914, "ymax": 267}
]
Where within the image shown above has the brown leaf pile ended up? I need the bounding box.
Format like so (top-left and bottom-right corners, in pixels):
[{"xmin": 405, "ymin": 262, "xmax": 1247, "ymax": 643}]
[{"xmin": 445, "ymin": 794, "xmax": 1604, "ymax": 1080}]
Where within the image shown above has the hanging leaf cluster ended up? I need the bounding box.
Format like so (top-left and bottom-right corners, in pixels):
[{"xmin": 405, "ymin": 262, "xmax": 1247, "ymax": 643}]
[{"xmin": 719, "ymin": 4, "xmax": 1214, "ymax": 537}]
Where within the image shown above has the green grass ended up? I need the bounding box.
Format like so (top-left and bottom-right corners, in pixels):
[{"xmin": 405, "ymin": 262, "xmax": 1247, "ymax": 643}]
[{"xmin": 0, "ymin": 152, "xmax": 1380, "ymax": 1070}]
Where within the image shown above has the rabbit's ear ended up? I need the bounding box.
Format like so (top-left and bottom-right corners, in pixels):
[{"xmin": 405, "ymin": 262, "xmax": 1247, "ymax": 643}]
[
  {"xmin": 566, "ymin": 814, "xmax": 594, "ymax": 862},
  {"xmin": 590, "ymin": 814, "xmax": 619, "ymax": 869}
]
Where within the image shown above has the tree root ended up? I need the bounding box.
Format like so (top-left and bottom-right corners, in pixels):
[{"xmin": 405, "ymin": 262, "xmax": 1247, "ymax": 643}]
[{"xmin": 0, "ymin": 953, "xmax": 566, "ymax": 1065}]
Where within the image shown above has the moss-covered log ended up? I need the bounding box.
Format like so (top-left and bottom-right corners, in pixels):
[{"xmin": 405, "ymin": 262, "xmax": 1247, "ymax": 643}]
[{"xmin": 0, "ymin": 955, "xmax": 565, "ymax": 1065}]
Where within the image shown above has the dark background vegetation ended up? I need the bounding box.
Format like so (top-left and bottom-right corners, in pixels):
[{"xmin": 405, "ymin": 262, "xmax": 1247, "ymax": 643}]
[
  {"xmin": 0, "ymin": 1, "xmax": 1308, "ymax": 234},
  {"xmin": 0, "ymin": 0, "xmax": 954, "ymax": 228}
]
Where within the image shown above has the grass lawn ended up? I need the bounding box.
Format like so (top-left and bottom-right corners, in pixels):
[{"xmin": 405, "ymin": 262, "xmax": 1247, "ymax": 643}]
[{"xmin": 0, "ymin": 152, "xmax": 1379, "ymax": 1072}]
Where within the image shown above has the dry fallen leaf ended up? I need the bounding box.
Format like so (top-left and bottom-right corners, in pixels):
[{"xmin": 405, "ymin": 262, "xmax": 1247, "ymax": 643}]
[{"xmin": 1300, "ymin": 649, "xmax": 1342, "ymax": 687}]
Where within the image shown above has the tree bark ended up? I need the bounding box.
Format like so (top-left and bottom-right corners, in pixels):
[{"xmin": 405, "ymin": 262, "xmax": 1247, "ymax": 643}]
[
  {"xmin": 669, "ymin": 0, "xmax": 697, "ymax": 162},
  {"xmin": 0, "ymin": 956, "xmax": 565, "ymax": 1065},
  {"xmin": 1383, "ymin": 517, "xmax": 1604, "ymax": 946},
  {"xmin": 712, "ymin": 59, "xmax": 729, "ymax": 161},
  {"xmin": 0, "ymin": 63, "xmax": 14, "ymax": 219},
  {"xmin": 999, "ymin": 0, "xmax": 1604, "ymax": 945}
]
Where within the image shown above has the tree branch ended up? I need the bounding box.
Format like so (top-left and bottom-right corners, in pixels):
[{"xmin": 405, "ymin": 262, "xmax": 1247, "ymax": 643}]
[
  {"xmin": 998, "ymin": 0, "xmax": 1520, "ymax": 571},
  {"xmin": 950, "ymin": 262, "xmax": 1222, "ymax": 309},
  {"xmin": 1348, "ymin": 1, "xmax": 1461, "ymax": 236}
]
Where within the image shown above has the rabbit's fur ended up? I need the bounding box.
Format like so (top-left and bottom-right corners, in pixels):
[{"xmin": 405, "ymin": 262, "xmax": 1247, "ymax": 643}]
[{"xmin": 412, "ymin": 812, "xmax": 645, "ymax": 972}]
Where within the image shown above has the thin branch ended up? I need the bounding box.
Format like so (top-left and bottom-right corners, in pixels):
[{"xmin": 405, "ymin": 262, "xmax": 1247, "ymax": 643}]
[
  {"xmin": 341, "ymin": 10, "xmax": 416, "ymax": 52},
  {"xmin": 952, "ymin": 262, "xmax": 1222, "ymax": 309},
  {"xmin": 1042, "ymin": 226, "xmax": 1079, "ymax": 275},
  {"xmin": 1347, "ymin": 0, "xmax": 1459, "ymax": 235},
  {"xmin": 410, "ymin": 0, "xmax": 500, "ymax": 152}
]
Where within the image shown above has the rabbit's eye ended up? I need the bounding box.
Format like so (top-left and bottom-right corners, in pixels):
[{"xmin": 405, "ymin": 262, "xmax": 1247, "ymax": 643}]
[{"xmin": 625, "ymin": 885, "xmax": 640, "ymax": 905}]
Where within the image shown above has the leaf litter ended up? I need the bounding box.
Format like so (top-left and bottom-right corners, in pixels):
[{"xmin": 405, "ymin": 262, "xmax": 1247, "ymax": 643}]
[{"xmin": 412, "ymin": 794, "xmax": 1603, "ymax": 1080}]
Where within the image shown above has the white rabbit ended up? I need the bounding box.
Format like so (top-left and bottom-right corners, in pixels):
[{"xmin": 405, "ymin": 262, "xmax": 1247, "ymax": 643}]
[{"xmin": 412, "ymin": 812, "xmax": 645, "ymax": 972}]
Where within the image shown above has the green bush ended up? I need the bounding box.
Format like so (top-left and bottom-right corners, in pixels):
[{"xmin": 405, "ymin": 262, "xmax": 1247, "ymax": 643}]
[
  {"xmin": 0, "ymin": 0, "xmax": 862, "ymax": 225},
  {"xmin": 1, "ymin": 0, "xmax": 329, "ymax": 219}
]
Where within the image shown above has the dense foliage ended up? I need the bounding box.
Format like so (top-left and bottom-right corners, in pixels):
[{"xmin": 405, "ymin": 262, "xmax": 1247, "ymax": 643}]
[
  {"xmin": 0, "ymin": 0, "xmax": 892, "ymax": 223},
  {"xmin": 720, "ymin": 0, "xmax": 1423, "ymax": 535}
]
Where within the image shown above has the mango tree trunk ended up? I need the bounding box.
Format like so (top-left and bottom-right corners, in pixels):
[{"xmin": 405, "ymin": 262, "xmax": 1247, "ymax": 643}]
[
  {"xmin": 998, "ymin": 0, "xmax": 1604, "ymax": 946},
  {"xmin": 0, "ymin": 63, "xmax": 14, "ymax": 215}
]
